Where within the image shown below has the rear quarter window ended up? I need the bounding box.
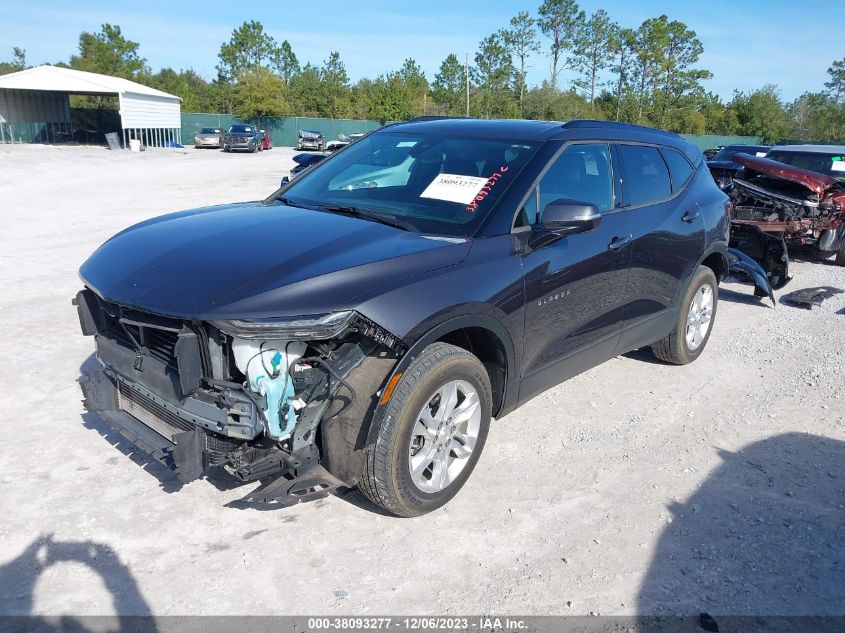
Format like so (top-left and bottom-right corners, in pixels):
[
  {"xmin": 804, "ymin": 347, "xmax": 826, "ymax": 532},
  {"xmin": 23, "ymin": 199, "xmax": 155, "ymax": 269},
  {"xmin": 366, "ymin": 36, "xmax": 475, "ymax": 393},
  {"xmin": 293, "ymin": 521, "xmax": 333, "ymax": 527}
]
[
  {"xmin": 660, "ymin": 147, "xmax": 694, "ymax": 192},
  {"xmin": 619, "ymin": 145, "xmax": 671, "ymax": 207}
]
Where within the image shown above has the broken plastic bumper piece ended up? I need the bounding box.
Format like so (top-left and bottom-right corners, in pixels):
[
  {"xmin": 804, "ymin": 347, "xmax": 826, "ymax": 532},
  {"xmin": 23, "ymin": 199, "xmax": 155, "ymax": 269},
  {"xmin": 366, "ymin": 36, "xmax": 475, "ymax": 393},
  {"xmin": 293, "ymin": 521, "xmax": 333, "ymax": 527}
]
[{"xmin": 726, "ymin": 247, "xmax": 776, "ymax": 306}]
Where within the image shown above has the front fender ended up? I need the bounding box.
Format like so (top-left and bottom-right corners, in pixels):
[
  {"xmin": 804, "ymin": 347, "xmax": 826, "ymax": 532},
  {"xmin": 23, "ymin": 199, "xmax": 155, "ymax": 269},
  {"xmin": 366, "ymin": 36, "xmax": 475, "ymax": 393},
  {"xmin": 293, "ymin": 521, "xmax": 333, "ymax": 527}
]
[
  {"xmin": 321, "ymin": 310, "xmax": 519, "ymax": 487},
  {"xmin": 373, "ymin": 312, "xmax": 517, "ymax": 429}
]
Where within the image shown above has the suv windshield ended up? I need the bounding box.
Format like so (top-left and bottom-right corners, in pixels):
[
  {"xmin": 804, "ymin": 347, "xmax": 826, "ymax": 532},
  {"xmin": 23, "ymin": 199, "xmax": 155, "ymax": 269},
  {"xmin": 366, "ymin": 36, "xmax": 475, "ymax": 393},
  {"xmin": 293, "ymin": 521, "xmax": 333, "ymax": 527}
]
[
  {"xmin": 766, "ymin": 150, "xmax": 845, "ymax": 180},
  {"xmin": 713, "ymin": 146, "xmax": 767, "ymax": 161},
  {"xmin": 274, "ymin": 131, "xmax": 539, "ymax": 236},
  {"xmin": 229, "ymin": 125, "xmax": 254, "ymax": 134},
  {"xmin": 199, "ymin": 128, "xmax": 220, "ymax": 134}
]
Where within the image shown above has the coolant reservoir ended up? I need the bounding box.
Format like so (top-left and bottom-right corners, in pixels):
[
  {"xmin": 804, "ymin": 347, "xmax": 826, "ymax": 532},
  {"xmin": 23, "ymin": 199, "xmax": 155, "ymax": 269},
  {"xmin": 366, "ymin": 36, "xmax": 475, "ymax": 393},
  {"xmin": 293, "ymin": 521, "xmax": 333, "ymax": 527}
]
[{"xmin": 231, "ymin": 339, "xmax": 307, "ymax": 440}]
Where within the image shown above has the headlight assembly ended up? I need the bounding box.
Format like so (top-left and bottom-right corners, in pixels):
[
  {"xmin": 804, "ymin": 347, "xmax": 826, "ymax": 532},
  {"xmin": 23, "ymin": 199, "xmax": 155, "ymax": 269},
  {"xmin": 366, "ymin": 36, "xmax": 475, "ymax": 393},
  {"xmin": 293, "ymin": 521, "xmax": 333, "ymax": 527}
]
[{"xmin": 211, "ymin": 310, "xmax": 356, "ymax": 341}]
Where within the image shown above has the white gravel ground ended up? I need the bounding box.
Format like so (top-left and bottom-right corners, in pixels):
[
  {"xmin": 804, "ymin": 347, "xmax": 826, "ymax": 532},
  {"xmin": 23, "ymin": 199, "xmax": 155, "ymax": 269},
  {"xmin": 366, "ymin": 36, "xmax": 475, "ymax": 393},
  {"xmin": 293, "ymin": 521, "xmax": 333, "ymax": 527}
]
[{"xmin": 0, "ymin": 145, "xmax": 843, "ymax": 618}]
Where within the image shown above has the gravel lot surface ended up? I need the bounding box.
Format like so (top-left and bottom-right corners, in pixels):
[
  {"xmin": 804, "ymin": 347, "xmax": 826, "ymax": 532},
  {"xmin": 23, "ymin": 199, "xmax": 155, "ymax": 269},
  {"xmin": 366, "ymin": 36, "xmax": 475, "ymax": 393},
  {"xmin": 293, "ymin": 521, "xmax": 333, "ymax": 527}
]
[{"xmin": 0, "ymin": 145, "xmax": 843, "ymax": 618}]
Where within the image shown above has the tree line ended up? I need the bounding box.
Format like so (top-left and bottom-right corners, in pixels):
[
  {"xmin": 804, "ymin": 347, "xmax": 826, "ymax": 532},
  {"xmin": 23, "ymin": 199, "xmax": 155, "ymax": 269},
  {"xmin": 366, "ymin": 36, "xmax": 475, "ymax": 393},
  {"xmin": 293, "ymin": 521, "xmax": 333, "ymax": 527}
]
[{"xmin": 2, "ymin": 5, "xmax": 845, "ymax": 143}]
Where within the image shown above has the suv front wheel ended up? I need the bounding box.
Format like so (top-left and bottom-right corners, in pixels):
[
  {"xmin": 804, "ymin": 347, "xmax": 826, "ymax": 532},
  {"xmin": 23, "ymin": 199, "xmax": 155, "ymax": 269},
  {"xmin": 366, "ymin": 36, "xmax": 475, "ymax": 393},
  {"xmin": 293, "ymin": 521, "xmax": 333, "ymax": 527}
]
[
  {"xmin": 359, "ymin": 343, "xmax": 492, "ymax": 517},
  {"xmin": 651, "ymin": 265, "xmax": 718, "ymax": 365}
]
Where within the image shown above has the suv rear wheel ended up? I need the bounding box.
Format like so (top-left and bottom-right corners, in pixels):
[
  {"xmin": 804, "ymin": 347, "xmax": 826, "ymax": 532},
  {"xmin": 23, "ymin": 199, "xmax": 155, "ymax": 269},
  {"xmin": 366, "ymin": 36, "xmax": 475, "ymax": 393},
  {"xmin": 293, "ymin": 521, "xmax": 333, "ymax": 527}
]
[
  {"xmin": 358, "ymin": 342, "xmax": 492, "ymax": 517},
  {"xmin": 651, "ymin": 265, "xmax": 718, "ymax": 365}
]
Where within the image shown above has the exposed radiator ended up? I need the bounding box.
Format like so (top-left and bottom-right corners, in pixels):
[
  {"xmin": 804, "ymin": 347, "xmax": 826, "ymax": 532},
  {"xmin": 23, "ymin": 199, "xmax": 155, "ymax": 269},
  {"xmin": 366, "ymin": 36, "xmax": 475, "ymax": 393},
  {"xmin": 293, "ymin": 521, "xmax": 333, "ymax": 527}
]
[{"xmin": 117, "ymin": 381, "xmax": 194, "ymax": 441}]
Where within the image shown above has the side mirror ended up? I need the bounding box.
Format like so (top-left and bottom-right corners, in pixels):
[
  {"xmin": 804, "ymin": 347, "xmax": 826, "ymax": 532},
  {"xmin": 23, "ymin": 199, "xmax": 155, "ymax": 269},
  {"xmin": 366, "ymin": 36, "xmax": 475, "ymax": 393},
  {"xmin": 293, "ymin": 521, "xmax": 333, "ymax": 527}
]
[
  {"xmin": 530, "ymin": 199, "xmax": 602, "ymax": 248},
  {"xmin": 541, "ymin": 199, "xmax": 601, "ymax": 234}
]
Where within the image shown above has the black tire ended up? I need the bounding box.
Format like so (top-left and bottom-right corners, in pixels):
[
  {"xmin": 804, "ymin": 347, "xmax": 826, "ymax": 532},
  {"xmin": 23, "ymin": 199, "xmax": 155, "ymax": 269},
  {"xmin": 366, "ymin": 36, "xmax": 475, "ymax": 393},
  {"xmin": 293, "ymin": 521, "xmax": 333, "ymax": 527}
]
[
  {"xmin": 651, "ymin": 266, "xmax": 718, "ymax": 365},
  {"xmin": 358, "ymin": 342, "xmax": 492, "ymax": 517}
]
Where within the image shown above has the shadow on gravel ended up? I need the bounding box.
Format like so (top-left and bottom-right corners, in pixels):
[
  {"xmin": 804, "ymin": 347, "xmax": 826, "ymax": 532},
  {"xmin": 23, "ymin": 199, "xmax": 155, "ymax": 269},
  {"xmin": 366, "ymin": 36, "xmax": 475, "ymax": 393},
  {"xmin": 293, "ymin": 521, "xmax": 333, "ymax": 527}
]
[
  {"xmin": 638, "ymin": 433, "xmax": 845, "ymax": 628},
  {"xmin": 0, "ymin": 534, "xmax": 155, "ymax": 631},
  {"xmin": 787, "ymin": 247, "xmax": 838, "ymax": 267},
  {"xmin": 718, "ymin": 287, "xmax": 769, "ymax": 308}
]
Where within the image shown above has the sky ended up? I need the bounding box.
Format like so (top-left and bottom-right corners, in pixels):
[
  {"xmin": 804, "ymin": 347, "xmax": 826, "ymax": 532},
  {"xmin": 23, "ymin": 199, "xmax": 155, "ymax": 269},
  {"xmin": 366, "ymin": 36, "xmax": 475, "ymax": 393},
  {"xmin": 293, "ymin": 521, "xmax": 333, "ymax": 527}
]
[{"xmin": 0, "ymin": 0, "xmax": 841, "ymax": 103}]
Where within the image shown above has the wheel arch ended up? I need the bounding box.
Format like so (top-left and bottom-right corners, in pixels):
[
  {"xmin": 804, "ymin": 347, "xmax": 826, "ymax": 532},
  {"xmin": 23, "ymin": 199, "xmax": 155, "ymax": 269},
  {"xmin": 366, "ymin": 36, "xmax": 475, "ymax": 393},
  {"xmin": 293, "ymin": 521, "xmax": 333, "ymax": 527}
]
[
  {"xmin": 369, "ymin": 314, "xmax": 516, "ymax": 442},
  {"xmin": 698, "ymin": 246, "xmax": 729, "ymax": 282}
]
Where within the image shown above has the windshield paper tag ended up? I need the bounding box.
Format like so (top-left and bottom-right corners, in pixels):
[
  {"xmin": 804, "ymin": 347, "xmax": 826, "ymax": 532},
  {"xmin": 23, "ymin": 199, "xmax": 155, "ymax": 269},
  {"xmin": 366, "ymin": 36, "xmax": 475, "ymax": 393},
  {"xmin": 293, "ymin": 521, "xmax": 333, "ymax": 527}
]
[
  {"xmin": 420, "ymin": 174, "xmax": 488, "ymax": 204},
  {"xmin": 831, "ymin": 160, "xmax": 845, "ymax": 172}
]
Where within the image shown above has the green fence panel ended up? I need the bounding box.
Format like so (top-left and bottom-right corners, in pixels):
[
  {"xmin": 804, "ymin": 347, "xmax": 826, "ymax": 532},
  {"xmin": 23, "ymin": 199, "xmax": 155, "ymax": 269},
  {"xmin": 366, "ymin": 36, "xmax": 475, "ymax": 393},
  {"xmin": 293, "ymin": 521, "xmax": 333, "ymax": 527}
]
[
  {"xmin": 181, "ymin": 113, "xmax": 772, "ymax": 153},
  {"xmin": 181, "ymin": 113, "xmax": 383, "ymax": 148},
  {"xmin": 680, "ymin": 134, "xmax": 764, "ymax": 151},
  {"xmin": 181, "ymin": 112, "xmax": 239, "ymax": 145}
]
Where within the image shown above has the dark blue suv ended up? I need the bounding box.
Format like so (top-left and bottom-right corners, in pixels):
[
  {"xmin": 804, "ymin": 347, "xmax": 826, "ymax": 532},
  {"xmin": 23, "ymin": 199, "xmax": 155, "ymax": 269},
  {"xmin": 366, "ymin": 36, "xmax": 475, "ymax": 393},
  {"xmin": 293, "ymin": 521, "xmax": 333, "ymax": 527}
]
[{"xmin": 77, "ymin": 118, "xmax": 737, "ymax": 516}]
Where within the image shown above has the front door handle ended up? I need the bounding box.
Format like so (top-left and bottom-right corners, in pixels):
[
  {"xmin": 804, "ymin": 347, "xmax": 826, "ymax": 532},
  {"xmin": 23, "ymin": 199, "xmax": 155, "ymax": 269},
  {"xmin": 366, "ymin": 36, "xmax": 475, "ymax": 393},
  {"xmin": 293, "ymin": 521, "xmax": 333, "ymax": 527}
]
[
  {"xmin": 682, "ymin": 209, "xmax": 702, "ymax": 223},
  {"xmin": 608, "ymin": 236, "xmax": 631, "ymax": 251}
]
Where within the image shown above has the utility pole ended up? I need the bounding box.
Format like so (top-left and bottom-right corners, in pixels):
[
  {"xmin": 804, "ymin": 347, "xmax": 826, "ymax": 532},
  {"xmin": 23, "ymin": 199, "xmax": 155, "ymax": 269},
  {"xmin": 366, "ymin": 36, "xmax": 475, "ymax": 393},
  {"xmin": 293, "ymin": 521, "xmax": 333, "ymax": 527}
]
[{"xmin": 465, "ymin": 52, "xmax": 470, "ymax": 117}]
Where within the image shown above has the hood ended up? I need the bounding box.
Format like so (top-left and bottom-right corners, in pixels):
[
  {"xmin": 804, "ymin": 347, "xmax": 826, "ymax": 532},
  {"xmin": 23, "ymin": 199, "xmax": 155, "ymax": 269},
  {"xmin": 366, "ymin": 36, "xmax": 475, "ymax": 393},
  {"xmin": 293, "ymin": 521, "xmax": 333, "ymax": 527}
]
[
  {"xmin": 733, "ymin": 153, "xmax": 840, "ymax": 196},
  {"xmin": 79, "ymin": 201, "xmax": 471, "ymax": 320}
]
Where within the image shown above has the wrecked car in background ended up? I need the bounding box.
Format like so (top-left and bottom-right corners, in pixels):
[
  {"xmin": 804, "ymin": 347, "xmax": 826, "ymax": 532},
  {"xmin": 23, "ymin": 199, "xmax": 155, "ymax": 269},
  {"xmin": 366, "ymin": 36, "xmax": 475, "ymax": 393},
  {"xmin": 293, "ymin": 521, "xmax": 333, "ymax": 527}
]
[
  {"xmin": 707, "ymin": 144, "xmax": 770, "ymax": 189},
  {"xmin": 728, "ymin": 146, "xmax": 845, "ymax": 282},
  {"xmin": 703, "ymin": 146, "xmax": 723, "ymax": 160},
  {"xmin": 297, "ymin": 129, "xmax": 324, "ymax": 151},
  {"xmin": 76, "ymin": 117, "xmax": 748, "ymax": 517},
  {"xmin": 326, "ymin": 132, "xmax": 366, "ymax": 152},
  {"xmin": 280, "ymin": 151, "xmax": 328, "ymax": 186}
]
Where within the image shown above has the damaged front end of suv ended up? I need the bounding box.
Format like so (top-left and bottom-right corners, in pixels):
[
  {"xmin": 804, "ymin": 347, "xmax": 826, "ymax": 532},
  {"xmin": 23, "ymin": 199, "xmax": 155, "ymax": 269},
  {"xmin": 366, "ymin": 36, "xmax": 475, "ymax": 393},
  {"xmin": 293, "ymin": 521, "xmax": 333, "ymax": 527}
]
[
  {"xmin": 727, "ymin": 152, "xmax": 845, "ymax": 286},
  {"xmin": 70, "ymin": 191, "xmax": 478, "ymax": 507},
  {"xmin": 76, "ymin": 290, "xmax": 406, "ymax": 504}
]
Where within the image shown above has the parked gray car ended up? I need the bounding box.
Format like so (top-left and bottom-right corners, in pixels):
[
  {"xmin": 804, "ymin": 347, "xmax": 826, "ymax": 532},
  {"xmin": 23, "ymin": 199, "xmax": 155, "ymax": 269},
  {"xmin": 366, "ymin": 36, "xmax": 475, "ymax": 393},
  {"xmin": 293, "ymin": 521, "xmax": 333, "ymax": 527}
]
[{"xmin": 194, "ymin": 127, "xmax": 223, "ymax": 149}]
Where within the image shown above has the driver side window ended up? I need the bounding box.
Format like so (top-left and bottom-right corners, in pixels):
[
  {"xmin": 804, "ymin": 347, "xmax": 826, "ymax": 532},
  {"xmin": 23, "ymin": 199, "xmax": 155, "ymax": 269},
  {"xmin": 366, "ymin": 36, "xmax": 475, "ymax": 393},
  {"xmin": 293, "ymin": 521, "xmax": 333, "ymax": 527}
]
[{"xmin": 538, "ymin": 144, "xmax": 613, "ymax": 219}]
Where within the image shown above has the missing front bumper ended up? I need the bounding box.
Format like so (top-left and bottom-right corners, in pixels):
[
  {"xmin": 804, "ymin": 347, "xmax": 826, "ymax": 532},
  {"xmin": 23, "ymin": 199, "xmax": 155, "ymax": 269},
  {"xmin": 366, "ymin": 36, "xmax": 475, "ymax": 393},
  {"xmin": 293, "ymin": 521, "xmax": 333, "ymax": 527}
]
[{"xmin": 80, "ymin": 368, "xmax": 346, "ymax": 505}]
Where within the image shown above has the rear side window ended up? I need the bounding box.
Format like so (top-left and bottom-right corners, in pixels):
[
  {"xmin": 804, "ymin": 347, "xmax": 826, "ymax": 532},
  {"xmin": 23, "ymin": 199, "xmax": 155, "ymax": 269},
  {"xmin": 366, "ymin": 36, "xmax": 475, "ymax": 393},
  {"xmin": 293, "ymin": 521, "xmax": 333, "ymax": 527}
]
[
  {"xmin": 619, "ymin": 145, "xmax": 671, "ymax": 206},
  {"xmin": 661, "ymin": 147, "xmax": 694, "ymax": 191}
]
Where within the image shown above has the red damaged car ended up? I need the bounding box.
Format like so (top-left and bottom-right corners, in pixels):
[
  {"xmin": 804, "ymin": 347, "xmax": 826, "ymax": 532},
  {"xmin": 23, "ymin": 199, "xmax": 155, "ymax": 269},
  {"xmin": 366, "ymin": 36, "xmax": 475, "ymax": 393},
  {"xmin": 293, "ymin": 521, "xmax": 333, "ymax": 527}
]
[{"xmin": 728, "ymin": 145, "xmax": 845, "ymax": 287}]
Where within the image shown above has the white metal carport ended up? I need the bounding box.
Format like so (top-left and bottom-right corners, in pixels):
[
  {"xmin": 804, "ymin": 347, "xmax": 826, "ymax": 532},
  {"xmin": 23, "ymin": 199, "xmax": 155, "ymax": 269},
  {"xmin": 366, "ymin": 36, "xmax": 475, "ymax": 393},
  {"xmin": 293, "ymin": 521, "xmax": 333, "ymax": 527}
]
[{"xmin": 0, "ymin": 65, "xmax": 182, "ymax": 148}]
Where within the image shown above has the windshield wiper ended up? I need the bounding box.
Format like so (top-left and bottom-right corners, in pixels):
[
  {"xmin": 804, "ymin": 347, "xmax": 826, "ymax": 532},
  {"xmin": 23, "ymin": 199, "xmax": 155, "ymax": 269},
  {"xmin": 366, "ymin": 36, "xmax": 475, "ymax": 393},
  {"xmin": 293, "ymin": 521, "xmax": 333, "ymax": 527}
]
[{"xmin": 314, "ymin": 204, "xmax": 416, "ymax": 231}]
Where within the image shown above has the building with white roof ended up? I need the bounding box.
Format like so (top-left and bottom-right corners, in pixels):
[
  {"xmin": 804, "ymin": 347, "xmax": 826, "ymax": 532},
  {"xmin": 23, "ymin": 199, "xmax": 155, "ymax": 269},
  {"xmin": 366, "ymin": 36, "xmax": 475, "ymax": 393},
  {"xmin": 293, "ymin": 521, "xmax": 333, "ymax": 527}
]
[{"xmin": 0, "ymin": 65, "xmax": 182, "ymax": 148}]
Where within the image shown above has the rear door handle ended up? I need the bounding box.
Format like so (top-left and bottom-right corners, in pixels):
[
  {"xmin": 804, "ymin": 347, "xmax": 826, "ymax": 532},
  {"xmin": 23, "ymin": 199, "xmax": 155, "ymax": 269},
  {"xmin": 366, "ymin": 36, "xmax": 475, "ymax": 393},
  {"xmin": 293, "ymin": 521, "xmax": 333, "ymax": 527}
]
[
  {"xmin": 608, "ymin": 236, "xmax": 631, "ymax": 251},
  {"xmin": 682, "ymin": 209, "xmax": 701, "ymax": 223}
]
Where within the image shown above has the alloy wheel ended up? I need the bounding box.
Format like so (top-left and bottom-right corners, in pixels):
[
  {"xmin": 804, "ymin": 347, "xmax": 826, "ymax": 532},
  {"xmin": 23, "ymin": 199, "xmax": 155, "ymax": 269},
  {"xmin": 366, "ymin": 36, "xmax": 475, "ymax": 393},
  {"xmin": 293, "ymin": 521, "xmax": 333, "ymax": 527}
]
[
  {"xmin": 408, "ymin": 380, "xmax": 481, "ymax": 493},
  {"xmin": 686, "ymin": 283, "xmax": 714, "ymax": 351}
]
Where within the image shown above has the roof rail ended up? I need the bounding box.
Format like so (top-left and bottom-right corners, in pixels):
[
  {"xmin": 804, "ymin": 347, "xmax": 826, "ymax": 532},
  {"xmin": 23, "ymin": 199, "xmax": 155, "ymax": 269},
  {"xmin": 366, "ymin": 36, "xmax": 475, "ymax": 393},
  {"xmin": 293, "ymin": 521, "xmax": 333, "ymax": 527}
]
[
  {"xmin": 404, "ymin": 115, "xmax": 468, "ymax": 123},
  {"xmin": 562, "ymin": 119, "xmax": 681, "ymax": 138}
]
